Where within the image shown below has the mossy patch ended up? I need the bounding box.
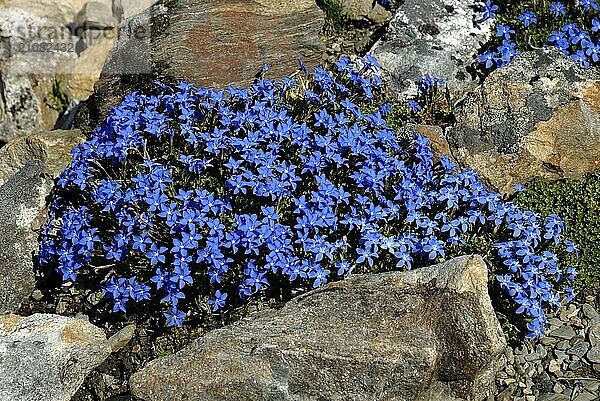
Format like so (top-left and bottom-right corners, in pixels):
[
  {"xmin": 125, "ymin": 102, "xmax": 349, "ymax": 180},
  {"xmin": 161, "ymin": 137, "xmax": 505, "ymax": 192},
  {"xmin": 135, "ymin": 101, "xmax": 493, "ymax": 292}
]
[{"xmin": 513, "ymin": 170, "xmax": 600, "ymax": 291}]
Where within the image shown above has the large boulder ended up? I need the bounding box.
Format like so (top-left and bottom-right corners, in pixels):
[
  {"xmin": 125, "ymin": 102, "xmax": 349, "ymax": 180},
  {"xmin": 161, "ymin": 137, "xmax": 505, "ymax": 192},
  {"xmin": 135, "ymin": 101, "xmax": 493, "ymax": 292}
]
[
  {"xmin": 74, "ymin": 0, "xmax": 326, "ymax": 133},
  {"xmin": 369, "ymin": 0, "xmax": 492, "ymax": 97},
  {"xmin": 448, "ymin": 49, "xmax": 600, "ymax": 194},
  {"xmin": 0, "ymin": 161, "xmax": 53, "ymax": 314},
  {"xmin": 0, "ymin": 129, "xmax": 84, "ymax": 186},
  {"xmin": 130, "ymin": 255, "xmax": 506, "ymax": 401},
  {"xmin": 0, "ymin": 314, "xmax": 113, "ymax": 401}
]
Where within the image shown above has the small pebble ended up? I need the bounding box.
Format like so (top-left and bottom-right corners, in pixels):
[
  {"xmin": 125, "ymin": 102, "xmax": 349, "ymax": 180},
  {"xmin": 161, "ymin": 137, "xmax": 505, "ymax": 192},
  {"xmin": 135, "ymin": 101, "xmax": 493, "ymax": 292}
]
[
  {"xmin": 586, "ymin": 346, "xmax": 600, "ymax": 363},
  {"xmin": 567, "ymin": 342, "xmax": 590, "ymax": 358},
  {"xmin": 567, "ymin": 359, "xmax": 582, "ymax": 370},
  {"xmin": 556, "ymin": 340, "xmax": 570, "ymax": 351},
  {"xmin": 31, "ymin": 290, "xmax": 43, "ymax": 301},
  {"xmin": 555, "ymin": 349, "xmax": 569, "ymax": 364},
  {"xmin": 550, "ymin": 326, "xmax": 577, "ymax": 340},
  {"xmin": 553, "ymin": 382, "xmax": 565, "ymax": 393},
  {"xmin": 548, "ymin": 359, "xmax": 561, "ymax": 373},
  {"xmin": 569, "ymin": 335, "xmax": 585, "ymax": 346}
]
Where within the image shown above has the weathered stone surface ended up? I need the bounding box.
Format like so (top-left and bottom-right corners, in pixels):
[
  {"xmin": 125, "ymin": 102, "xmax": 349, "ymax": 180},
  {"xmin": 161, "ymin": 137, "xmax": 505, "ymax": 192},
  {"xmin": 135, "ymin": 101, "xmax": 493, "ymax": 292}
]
[
  {"xmin": 0, "ymin": 161, "xmax": 52, "ymax": 314},
  {"xmin": 75, "ymin": 0, "xmax": 326, "ymax": 133},
  {"xmin": 112, "ymin": 0, "xmax": 156, "ymax": 21},
  {"xmin": 448, "ymin": 49, "xmax": 600, "ymax": 194},
  {"xmin": 0, "ymin": 5, "xmax": 114, "ymax": 140},
  {"xmin": 369, "ymin": 0, "xmax": 492, "ymax": 97},
  {"xmin": 404, "ymin": 123, "xmax": 455, "ymax": 162},
  {"xmin": 6, "ymin": 0, "xmax": 112, "ymax": 25},
  {"xmin": 0, "ymin": 129, "xmax": 84, "ymax": 186},
  {"xmin": 131, "ymin": 255, "xmax": 506, "ymax": 401},
  {"xmin": 75, "ymin": 1, "xmax": 117, "ymax": 29},
  {"xmin": 0, "ymin": 314, "xmax": 112, "ymax": 401},
  {"xmin": 332, "ymin": 0, "xmax": 392, "ymax": 24}
]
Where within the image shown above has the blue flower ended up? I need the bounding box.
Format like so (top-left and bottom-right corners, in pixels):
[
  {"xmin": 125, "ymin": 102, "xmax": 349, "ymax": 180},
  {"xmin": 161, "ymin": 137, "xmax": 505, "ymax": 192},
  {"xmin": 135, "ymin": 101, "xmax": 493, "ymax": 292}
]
[
  {"xmin": 518, "ymin": 11, "xmax": 537, "ymax": 28},
  {"xmin": 478, "ymin": 50, "xmax": 496, "ymax": 69},
  {"xmin": 407, "ymin": 100, "xmax": 422, "ymax": 113},
  {"xmin": 208, "ymin": 290, "xmax": 228, "ymax": 311},
  {"xmin": 482, "ymin": 0, "xmax": 499, "ymax": 21},
  {"xmin": 496, "ymin": 25, "xmax": 515, "ymax": 40},
  {"xmin": 549, "ymin": 2, "xmax": 566, "ymax": 17},
  {"xmin": 164, "ymin": 307, "xmax": 186, "ymax": 327}
]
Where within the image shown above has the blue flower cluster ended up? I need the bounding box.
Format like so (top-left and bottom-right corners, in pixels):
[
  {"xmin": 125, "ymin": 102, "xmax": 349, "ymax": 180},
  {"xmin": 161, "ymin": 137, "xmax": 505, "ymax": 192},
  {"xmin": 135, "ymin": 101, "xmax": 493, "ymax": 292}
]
[
  {"xmin": 479, "ymin": 1, "xmax": 600, "ymax": 69},
  {"xmin": 38, "ymin": 56, "xmax": 577, "ymax": 339}
]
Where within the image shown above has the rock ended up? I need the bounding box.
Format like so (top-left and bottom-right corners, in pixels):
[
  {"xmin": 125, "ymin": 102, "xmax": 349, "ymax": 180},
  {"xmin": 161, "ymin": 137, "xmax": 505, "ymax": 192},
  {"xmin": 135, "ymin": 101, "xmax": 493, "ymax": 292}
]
[
  {"xmin": 404, "ymin": 124, "xmax": 455, "ymax": 162},
  {"xmin": 567, "ymin": 360, "xmax": 582, "ymax": 370},
  {"xmin": 589, "ymin": 323, "xmax": 600, "ymax": 347},
  {"xmin": 113, "ymin": 0, "xmax": 158, "ymax": 21},
  {"xmin": 331, "ymin": 0, "xmax": 392, "ymax": 24},
  {"xmin": 572, "ymin": 393, "xmax": 598, "ymax": 401},
  {"xmin": 582, "ymin": 303, "xmax": 599, "ymax": 320},
  {"xmin": 130, "ymin": 255, "xmax": 506, "ymax": 401},
  {"xmin": 75, "ymin": 1, "xmax": 118, "ymax": 29},
  {"xmin": 567, "ymin": 342, "xmax": 590, "ymax": 359},
  {"xmin": 107, "ymin": 324, "xmax": 135, "ymax": 352},
  {"xmin": 0, "ymin": 129, "xmax": 84, "ymax": 186},
  {"xmin": 75, "ymin": 0, "xmax": 326, "ymax": 133},
  {"xmin": 547, "ymin": 359, "xmax": 562, "ymax": 374},
  {"xmin": 550, "ymin": 325, "xmax": 578, "ymax": 340},
  {"xmin": 369, "ymin": 0, "xmax": 493, "ymax": 97},
  {"xmin": 0, "ymin": 161, "xmax": 53, "ymax": 314},
  {"xmin": 0, "ymin": 314, "xmax": 112, "ymax": 401},
  {"xmin": 538, "ymin": 395, "xmax": 569, "ymax": 401},
  {"xmin": 0, "ymin": 5, "xmax": 111, "ymax": 141},
  {"xmin": 448, "ymin": 49, "xmax": 600, "ymax": 194},
  {"xmin": 586, "ymin": 346, "xmax": 600, "ymax": 364},
  {"xmin": 8, "ymin": 0, "xmax": 112, "ymax": 26}
]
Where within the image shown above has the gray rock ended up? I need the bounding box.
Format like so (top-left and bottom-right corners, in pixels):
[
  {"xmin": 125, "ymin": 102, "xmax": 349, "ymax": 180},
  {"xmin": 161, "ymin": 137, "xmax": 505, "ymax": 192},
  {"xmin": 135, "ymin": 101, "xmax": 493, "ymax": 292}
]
[
  {"xmin": 589, "ymin": 323, "xmax": 600, "ymax": 347},
  {"xmin": 582, "ymin": 303, "xmax": 598, "ymax": 319},
  {"xmin": 112, "ymin": 0, "xmax": 156, "ymax": 21},
  {"xmin": 330, "ymin": 0, "xmax": 392, "ymax": 24},
  {"xmin": 567, "ymin": 342, "xmax": 590, "ymax": 358},
  {"xmin": 586, "ymin": 346, "xmax": 600, "ymax": 364},
  {"xmin": 75, "ymin": 1, "xmax": 118, "ymax": 29},
  {"xmin": 130, "ymin": 255, "xmax": 506, "ymax": 401},
  {"xmin": 551, "ymin": 326, "xmax": 577, "ymax": 340},
  {"xmin": 0, "ymin": 129, "xmax": 84, "ymax": 186},
  {"xmin": 107, "ymin": 324, "xmax": 135, "ymax": 352},
  {"xmin": 0, "ymin": 314, "xmax": 112, "ymax": 401},
  {"xmin": 572, "ymin": 393, "xmax": 598, "ymax": 401},
  {"xmin": 0, "ymin": 161, "xmax": 53, "ymax": 314},
  {"xmin": 0, "ymin": 6, "xmax": 81, "ymax": 143},
  {"xmin": 8, "ymin": 0, "xmax": 112, "ymax": 26},
  {"xmin": 448, "ymin": 49, "xmax": 600, "ymax": 195},
  {"xmin": 75, "ymin": 0, "xmax": 325, "ymax": 133},
  {"xmin": 369, "ymin": 0, "xmax": 493, "ymax": 97},
  {"xmin": 567, "ymin": 360, "xmax": 582, "ymax": 370},
  {"xmin": 538, "ymin": 394, "xmax": 569, "ymax": 401}
]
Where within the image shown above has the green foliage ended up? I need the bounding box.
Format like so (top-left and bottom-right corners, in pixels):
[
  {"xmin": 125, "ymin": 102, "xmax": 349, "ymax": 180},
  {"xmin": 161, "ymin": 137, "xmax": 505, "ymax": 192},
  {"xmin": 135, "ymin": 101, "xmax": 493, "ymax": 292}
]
[
  {"xmin": 513, "ymin": 170, "xmax": 600, "ymax": 290},
  {"xmin": 47, "ymin": 75, "xmax": 70, "ymax": 115},
  {"xmin": 317, "ymin": 0, "xmax": 348, "ymax": 31}
]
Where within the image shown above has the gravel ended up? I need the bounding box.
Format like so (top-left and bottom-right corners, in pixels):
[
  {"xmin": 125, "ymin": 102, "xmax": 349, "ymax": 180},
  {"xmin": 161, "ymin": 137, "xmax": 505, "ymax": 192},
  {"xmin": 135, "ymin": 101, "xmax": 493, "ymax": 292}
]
[{"xmin": 494, "ymin": 293, "xmax": 600, "ymax": 400}]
